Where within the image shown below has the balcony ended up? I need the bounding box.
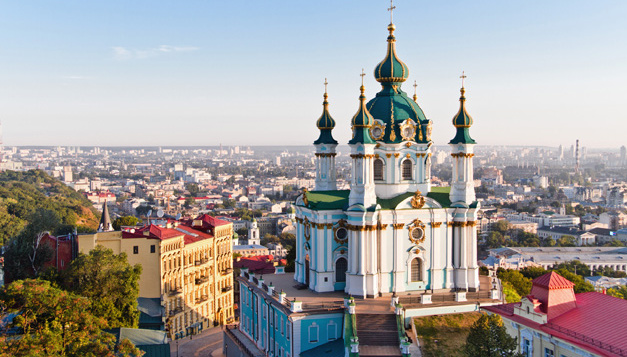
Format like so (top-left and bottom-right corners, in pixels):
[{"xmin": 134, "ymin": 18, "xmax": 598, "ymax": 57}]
[
  {"xmin": 169, "ymin": 307, "xmax": 183, "ymax": 316},
  {"xmin": 195, "ymin": 295, "xmax": 209, "ymax": 304},
  {"xmin": 221, "ymin": 268, "xmax": 233, "ymax": 275},
  {"xmin": 195, "ymin": 276, "xmax": 209, "ymax": 285},
  {"xmin": 167, "ymin": 288, "xmax": 183, "ymax": 297},
  {"xmin": 222, "ymin": 286, "xmax": 232, "ymax": 293}
]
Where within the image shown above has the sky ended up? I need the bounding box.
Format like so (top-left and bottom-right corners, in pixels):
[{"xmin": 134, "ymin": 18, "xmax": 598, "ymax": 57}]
[{"xmin": 1, "ymin": 1, "xmax": 626, "ymax": 148}]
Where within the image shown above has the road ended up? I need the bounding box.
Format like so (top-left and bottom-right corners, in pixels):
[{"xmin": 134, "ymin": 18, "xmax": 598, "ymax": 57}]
[{"xmin": 169, "ymin": 326, "xmax": 225, "ymax": 357}]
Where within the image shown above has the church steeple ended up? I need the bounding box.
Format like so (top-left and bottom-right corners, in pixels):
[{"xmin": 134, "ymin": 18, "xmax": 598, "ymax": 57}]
[
  {"xmin": 314, "ymin": 79, "xmax": 339, "ymax": 191},
  {"xmin": 98, "ymin": 202, "xmax": 113, "ymax": 232},
  {"xmin": 314, "ymin": 78, "xmax": 338, "ymax": 145},
  {"xmin": 449, "ymin": 72, "xmax": 476, "ymax": 145},
  {"xmin": 373, "ymin": 23, "xmax": 409, "ymax": 84},
  {"xmin": 348, "ymin": 71, "xmax": 375, "ymax": 145}
]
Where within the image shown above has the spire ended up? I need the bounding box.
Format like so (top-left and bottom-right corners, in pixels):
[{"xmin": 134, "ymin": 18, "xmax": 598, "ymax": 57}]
[
  {"xmin": 98, "ymin": 202, "xmax": 113, "ymax": 232},
  {"xmin": 314, "ymin": 78, "xmax": 338, "ymax": 145},
  {"xmin": 374, "ymin": 3, "xmax": 409, "ymax": 84},
  {"xmin": 349, "ymin": 70, "xmax": 375, "ymax": 145},
  {"xmin": 449, "ymin": 71, "xmax": 476, "ymax": 145}
]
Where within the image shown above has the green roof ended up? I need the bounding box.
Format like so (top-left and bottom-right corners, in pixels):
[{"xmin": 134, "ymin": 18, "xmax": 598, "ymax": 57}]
[
  {"xmin": 374, "ymin": 24, "xmax": 409, "ymax": 84},
  {"xmin": 449, "ymin": 88, "xmax": 476, "ymax": 145},
  {"xmin": 304, "ymin": 190, "xmax": 350, "ymax": 210},
  {"xmin": 314, "ymin": 92, "xmax": 338, "ymax": 145},
  {"xmin": 304, "ymin": 187, "xmax": 452, "ymax": 210}
]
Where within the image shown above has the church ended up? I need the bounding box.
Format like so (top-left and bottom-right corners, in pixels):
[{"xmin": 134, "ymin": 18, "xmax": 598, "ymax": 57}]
[{"xmin": 294, "ymin": 18, "xmax": 480, "ymax": 298}]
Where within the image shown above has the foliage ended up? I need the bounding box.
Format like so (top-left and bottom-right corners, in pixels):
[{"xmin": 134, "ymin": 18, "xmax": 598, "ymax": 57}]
[
  {"xmin": 55, "ymin": 246, "xmax": 143, "ymax": 328},
  {"xmin": 3, "ymin": 209, "xmax": 60, "ymax": 283},
  {"xmin": 414, "ymin": 313, "xmax": 482, "ymax": 357},
  {"xmin": 135, "ymin": 205, "xmax": 153, "ymax": 217},
  {"xmin": 556, "ymin": 235, "xmax": 577, "ymax": 247},
  {"xmin": 285, "ymin": 246, "xmax": 296, "ymax": 272},
  {"xmin": 606, "ymin": 286, "xmax": 627, "ymax": 300},
  {"xmin": 497, "ymin": 269, "xmax": 532, "ymax": 297},
  {"xmin": 519, "ymin": 266, "xmax": 548, "ymax": 280},
  {"xmin": 593, "ymin": 266, "xmax": 627, "ymax": 278},
  {"xmin": 552, "ymin": 260, "xmax": 591, "ymax": 277},
  {"xmin": 0, "ymin": 279, "xmax": 143, "ymax": 357},
  {"xmin": 464, "ymin": 314, "xmax": 523, "ymax": 357},
  {"xmin": 501, "ymin": 281, "xmax": 522, "ymax": 303},
  {"xmin": 0, "ymin": 170, "xmax": 99, "ymax": 244},
  {"xmin": 492, "ymin": 220, "xmax": 510, "ymax": 234},
  {"xmin": 112, "ymin": 216, "xmax": 140, "ymax": 231}
]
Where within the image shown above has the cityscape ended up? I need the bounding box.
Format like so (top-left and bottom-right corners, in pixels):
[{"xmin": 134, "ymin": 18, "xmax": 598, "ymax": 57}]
[{"xmin": 1, "ymin": 1, "xmax": 627, "ymax": 357}]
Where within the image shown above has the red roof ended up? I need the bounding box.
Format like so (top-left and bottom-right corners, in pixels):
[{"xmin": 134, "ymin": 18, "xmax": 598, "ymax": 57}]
[
  {"xmin": 121, "ymin": 224, "xmax": 212, "ymax": 244},
  {"xmin": 532, "ymin": 271, "xmax": 575, "ymax": 289},
  {"xmin": 484, "ymin": 292, "xmax": 627, "ymax": 356},
  {"xmin": 234, "ymin": 255, "xmax": 275, "ymax": 274}
]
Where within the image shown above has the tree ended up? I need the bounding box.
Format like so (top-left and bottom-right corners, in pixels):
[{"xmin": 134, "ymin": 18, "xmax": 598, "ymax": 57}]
[
  {"xmin": 553, "ymin": 260, "xmax": 590, "ymax": 277},
  {"xmin": 607, "ymin": 285, "xmax": 627, "ymax": 300},
  {"xmin": 56, "ymin": 246, "xmax": 143, "ymax": 328},
  {"xmin": 284, "ymin": 246, "xmax": 296, "ymax": 272},
  {"xmin": 557, "ymin": 235, "xmax": 577, "ymax": 247},
  {"xmin": 184, "ymin": 197, "xmax": 195, "ymax": 208},
  {"xmin": 465, "ymin": 313, "xmax": 522, "ymax": 357},
  {"xmin": 553, "ymin": 269, "xmax": 594, "ymax": 294},
  {"xmin": 185, "ymin": 183, "xmax": 200, "ymax": 196},
  {"xmin": 520, "ymin": 266, "xmax": 548, "ymax": 280},
  {"xmin": 112, "ymin": 216, "xmax": 140, "ymax": 230},
  {"xmin": 0, "ymin": 279, "xmax": 143, "ymax": 357},
  {"xmin": 493, "ymin": 220, "xmax": 510, "ymax": 234},
  {"xmin": 497, "ymin": 269, "xmax": 532, "ymax": 297},
  {"xmin": 3, "ymin": 209, "xmax": 60, "ymax": 283}
]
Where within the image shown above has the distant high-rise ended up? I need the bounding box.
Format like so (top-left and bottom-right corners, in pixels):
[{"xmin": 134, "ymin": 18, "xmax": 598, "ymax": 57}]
[
  {"xmin": 575, "ymin": 139, "xmax": 580, "ymax": 173},
  {"xmin": 621, "ymin": 146, "xmax": 626, "ymax": 167},
  {"xmin": 558, "ymin": 144, "xmax": 564, "ymax": 160}
]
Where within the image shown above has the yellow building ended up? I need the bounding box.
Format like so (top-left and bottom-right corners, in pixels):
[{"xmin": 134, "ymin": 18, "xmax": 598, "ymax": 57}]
[{"xmin": 78, "ymin": 214, "xmax": 235, "ymax": 338}]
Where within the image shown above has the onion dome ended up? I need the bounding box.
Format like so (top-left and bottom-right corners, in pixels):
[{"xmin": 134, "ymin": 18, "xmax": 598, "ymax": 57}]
[
  {"xmin": 314, "ymin": 80, "xmax": 338, "ymax": 145},
  {"xmin": 374, "ymin": 24, "xmax": 409, "ymax": 83},
  {"xmin": 348, "ymin": 82, "xmax": 376, "ymax": 145},
  {"xmin": 366, "ymin": 23, "xmax": 430, "ymax": 144},
  {"xmin": 449, "ymin": 86, "xmax": 476, "ymax": 144}
]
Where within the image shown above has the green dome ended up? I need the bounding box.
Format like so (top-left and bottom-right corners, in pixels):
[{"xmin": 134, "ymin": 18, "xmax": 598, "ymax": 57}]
[
  {"xmin": 314, "ymin": 90, "xmax": 338, "ymax": 145},
  {"xmin": 348, "ymin": 85, "xmax": 376, "ymax": 145},
  {"xmin": 449, "ymin": 87, "xmax": 476, "ymax": 145},
  {"xmin": 374, "ymin": 24, "xmax": 409, "ymax": 83}
]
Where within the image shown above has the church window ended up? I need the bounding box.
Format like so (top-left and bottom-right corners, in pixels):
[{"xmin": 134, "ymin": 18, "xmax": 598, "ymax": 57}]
[
  {"xmin": 327, "ymin": 321, "xmax": 337, "ymax": 340},
  {"xmin": 374, "ymin": 158, "xmax": 384, "ymax": 180},
  {"xmin": 309, "ymin": 323, "xmax": 319, "ymax": 343},
  {"xmin": 335, "ymin": 227, "xmax": 348, "ymax": 242},
  {"xmin": 402, "ymin": 159, "xmax": 413, "ymax": 180},
  {"xmin": 335, "ymin": 257, "xmax": 348, "ymax": 282},
  {"xmin": 411, "ymin": 258, "xmax": 422, "ymax": 282}
]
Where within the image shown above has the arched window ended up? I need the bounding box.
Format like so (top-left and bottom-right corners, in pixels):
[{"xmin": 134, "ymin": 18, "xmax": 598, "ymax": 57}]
[
  {"xmin": 374, "ymin": 158, "xmax": 384, "ymax": 180},
  {"xmin": 335, "ymin": 257, "xmax": 347, "ymax": 282},
  {"xmin": 402, "ymin": 159, "xmax": 413, "ymax": 180},
  {"xmin": 411, "ymin": 258, "xmax": 422, "ymax": 282}
]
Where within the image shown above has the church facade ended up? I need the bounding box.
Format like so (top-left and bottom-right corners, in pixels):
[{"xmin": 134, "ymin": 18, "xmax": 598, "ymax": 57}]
[{"xmin": 294, "ymin": 21, "xmax": 480, "ymax": 298}]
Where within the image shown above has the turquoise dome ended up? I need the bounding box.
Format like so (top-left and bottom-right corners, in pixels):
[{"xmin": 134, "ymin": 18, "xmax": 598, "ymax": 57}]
[
  {"xmin": 348, "ymin": 85, "xmax": 375, "ymax": 145},
  {"xmin": 314, "ymin": 90, "xmax": 338, "ymax": 145},
  {"xmin": 449, "ymin": 87, "xmax": 476, "ymax": 145},
  {"xmin": 366, "ymin": 24, "xmax": 431, "ymax": 144}
]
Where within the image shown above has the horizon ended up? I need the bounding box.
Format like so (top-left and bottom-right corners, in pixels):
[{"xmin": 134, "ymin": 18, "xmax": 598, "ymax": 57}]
[{"xmin": 1, "ymin": 1, "xmax": 626, "ymax": 148}]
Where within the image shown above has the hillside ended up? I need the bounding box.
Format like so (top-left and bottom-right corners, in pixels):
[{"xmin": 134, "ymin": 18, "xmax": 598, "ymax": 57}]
[{"xmin": 0, "ymin": 169, "xmax": 99, "ymax": 244}]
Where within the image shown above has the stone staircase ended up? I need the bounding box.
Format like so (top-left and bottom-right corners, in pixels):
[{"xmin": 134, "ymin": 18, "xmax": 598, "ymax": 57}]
[{"xmin": 355, "ymin": 313, "xmax": 402, "ymax": 356}]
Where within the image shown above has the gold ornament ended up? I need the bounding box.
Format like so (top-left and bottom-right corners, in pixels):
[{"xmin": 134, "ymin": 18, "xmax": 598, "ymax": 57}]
[{"xmin": 410, "ymin": 190, "xmax": 426, "ymax": 209}]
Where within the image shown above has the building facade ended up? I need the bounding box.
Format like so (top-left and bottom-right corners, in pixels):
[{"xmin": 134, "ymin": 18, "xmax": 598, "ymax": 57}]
[{"xmin": 78, "ymin": 214, "xmax": 235, "ymax": 339}]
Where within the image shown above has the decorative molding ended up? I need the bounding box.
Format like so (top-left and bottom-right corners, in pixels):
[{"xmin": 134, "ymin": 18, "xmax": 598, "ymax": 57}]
[
  {"xmin": 392, "ymin": 223, "xmax": 405, "ymax": 229},
  {"xmin": 451, "ymin": 153, "xmax": 475, "ymax": 158},
  {"xmin": 394, "ymin": 153, "xmax": 400, "ymax": 158},
  {"xmin": 405, "ymin": 142, "xmax": 412, "ymax": 148},
  {"xmin": 431, "ymin": 222, "xmax": 442, "ymax": 228},
  {"xmin": 410, "ymin": 190, "xmax": 426, "ymax": 209},
  {"xmin": 386, "ymin": 153, "xmax": 392, "ymax": 158},
  {"xmin": 408, "ymin": 219, "xmax": 426, "ymax": 244},
  {"xmin": 350, "ymin": 154, "xmax": 375, "ymax": 159},
  {"xmin": 314, "ymin": 153, "xmax": 337, "ymax": 157}
]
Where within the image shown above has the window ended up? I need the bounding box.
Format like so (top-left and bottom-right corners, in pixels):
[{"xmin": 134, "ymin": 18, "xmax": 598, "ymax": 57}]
[
  {"xmin": 133, "ymin": 246, "xmax": 139, "ymax": 254},
  {"xmin": 544, "ymin": 348, "xmax": 554, "ymax": 357},
  {"xmin": 411, "ymin": 258, "xmax": 422, "ymax": 282},
  {"xmin": 327, "ymin": 322, "xmax": 337, "ymax": 340},
  {"xmin": 309, "ymin": 323, "xmax": 319, "ymax": 343},
  {"xmin": 374, "ymin": 158, "xmax": 384, "ymax": 180},
  {"xmin": 335, "ymin": 257, "xmax": 347, "ymax": 282},
  {"xmin": 402, "ymin": 159, "xmax": 412, "ymax": 180},
  {"xmin": 150, "ymin": 245, "xmax": 156, "ymax": 253},
  {"xmin": 287, "ymin": 322, "xmax": 291, "ymax": 340},
  {"xmin": 522, "ymin": 338, "xmax": 531, "ymax": 357}
]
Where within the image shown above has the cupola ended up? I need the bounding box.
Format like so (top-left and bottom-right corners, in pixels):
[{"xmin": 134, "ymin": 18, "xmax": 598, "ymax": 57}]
[
  {"xmin": 314, "ymin": 79, "xmax": 338, "ymax": 145},
  {"xmin": 348, "ymin": 75, "xmax": 375, "ymax": 145},
  {"xmin": 374, "ymin": 24, "xmax": 409, "ymax": 83},
  {"xmin": 449, "ymin": 77, "xmax": 476, "ymax": 145}
]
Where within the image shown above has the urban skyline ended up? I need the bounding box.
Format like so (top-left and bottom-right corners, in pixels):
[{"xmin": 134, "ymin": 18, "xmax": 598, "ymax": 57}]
[{"xmin": 1, "ymin": 1, "xmax": 626, "ymax": 147}]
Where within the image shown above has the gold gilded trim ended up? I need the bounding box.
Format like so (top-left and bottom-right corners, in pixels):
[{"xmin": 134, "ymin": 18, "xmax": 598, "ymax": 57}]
[
  {"xmin": 451, "ymin": 153, "xmax": 475, "ymax": 158},
  {"xmin": 431, "ymin": 222, "xmax": 442, "ymax": 228},
  {"xmin": 410, "ymin": 190, "xmax": 426, "ymax": 209},
  {"xmin": 386, "ymin": 153, "xmax": 392, "ymax": 158},
  {"xmin": 315, "ymin": 153, "xmax": 337, "ymax": 157}
]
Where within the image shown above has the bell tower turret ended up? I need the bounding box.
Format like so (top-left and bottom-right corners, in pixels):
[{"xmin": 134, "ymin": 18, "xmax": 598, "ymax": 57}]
[{"xmin": 314, "ymin": 79, "xmax": 338, "ymax": 191}]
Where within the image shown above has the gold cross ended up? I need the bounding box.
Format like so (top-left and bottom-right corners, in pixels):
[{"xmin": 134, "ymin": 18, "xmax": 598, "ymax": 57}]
[
  {"xmin": 360, "ymin": 68, "xmax": 365, "ymax": 86},
  {"xmin": 388, "ymin": 0, "xmax": 396, "ymax": 23},
  {"xmin": 413, "ymin": 80, "xmax": 418, "ymax": 100},
  {"xmin": 324, "ymin": 78, "xmax": 328, "ymax": 93},
  {"xmin": 460, "ymin": 71, "xmax": 467, "ymax": 87}
]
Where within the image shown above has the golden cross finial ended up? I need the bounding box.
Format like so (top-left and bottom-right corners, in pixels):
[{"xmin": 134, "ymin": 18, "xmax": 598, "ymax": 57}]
[
  {"xmin": 360, "ymin": 68, "xmax": 365, "ymax": 86},
  {"xmin": 388, "ymin": 0, "xmax": 396, "ymax": 24},
  {"xmin": 413, "ymin": 80, "xmax": 418, "ymax": 101},
  {"xmin": 324, "ymin": 78, "xmax": 328, "ymax": 93},
  {"xmin": 460, "ymin": 71, "xmax": 467, "ymax": 88}
]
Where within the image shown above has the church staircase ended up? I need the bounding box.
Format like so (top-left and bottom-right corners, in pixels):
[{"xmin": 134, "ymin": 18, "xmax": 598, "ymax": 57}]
[{"xmin": 355, "ymin": 313, "xmax": 402, "ymax": 356}]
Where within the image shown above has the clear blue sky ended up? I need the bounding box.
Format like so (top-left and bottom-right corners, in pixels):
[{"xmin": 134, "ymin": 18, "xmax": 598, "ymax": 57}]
[{"xmin": 1, "ymin": 1, "xmax": 626, "ymax": 148}]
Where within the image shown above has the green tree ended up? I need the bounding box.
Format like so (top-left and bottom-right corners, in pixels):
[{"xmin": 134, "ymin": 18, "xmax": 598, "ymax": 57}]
[
  {"xmin": 112, "ymin": 216, "xmax": 140, "ymax": 230},
  {"xmin": 0, "ymin": 279, "xmax": 143, "ymax": 357},
  {"xmin": 607, "ymin": 285, "xmax": 627, "ymax": 300},
  {"xmin": 465, "ymin": 314, "xmax": 522, "ymax": 357},
  {"xmin": 3, "ymin": 209, "xmax": 60, "ymax": 283},
  {"xmin": 553, "ymin": 269, "xmax": 594, "ymax": 293},
  {"xmin": 492, "ymin": 220, "xmax": 510, "ymax": 234},
  {"xmin": 501, "ymin": 281, "xmax": 522, "ymax": 303},
  {"xmin": 520, "ymin": 266, "xmax": 548, "ymax": 280},
  {"xmin": 556, "ymin": 235, "xmax": 577, "ymax": 247},
  {"xmin": 553, "ymin": 260, "xmax": 591, "ymax": 277},
  {"xmin": 57, "ymin": 246, "xmax": 143, "ymax": 328},
  {"xmin": 285, "ymin": 246, "xmax": 296, "ymax": 272},
  {"xmin": 185, "ymin": 183, "xmax": 200, "ymax": 196},
  {"xmin": 497, "ymin": 269, "xmax": 532, "ymax": 297}
]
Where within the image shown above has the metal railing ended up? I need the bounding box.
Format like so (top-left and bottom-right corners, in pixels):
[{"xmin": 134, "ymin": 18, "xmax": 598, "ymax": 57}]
[
  {"xmin": 545, "ymin": 322, "xmax": 627, "ymax": 356},
  {"xmin": 301, "ymin": 301, "xmax": 345, "ymax": 311}
]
